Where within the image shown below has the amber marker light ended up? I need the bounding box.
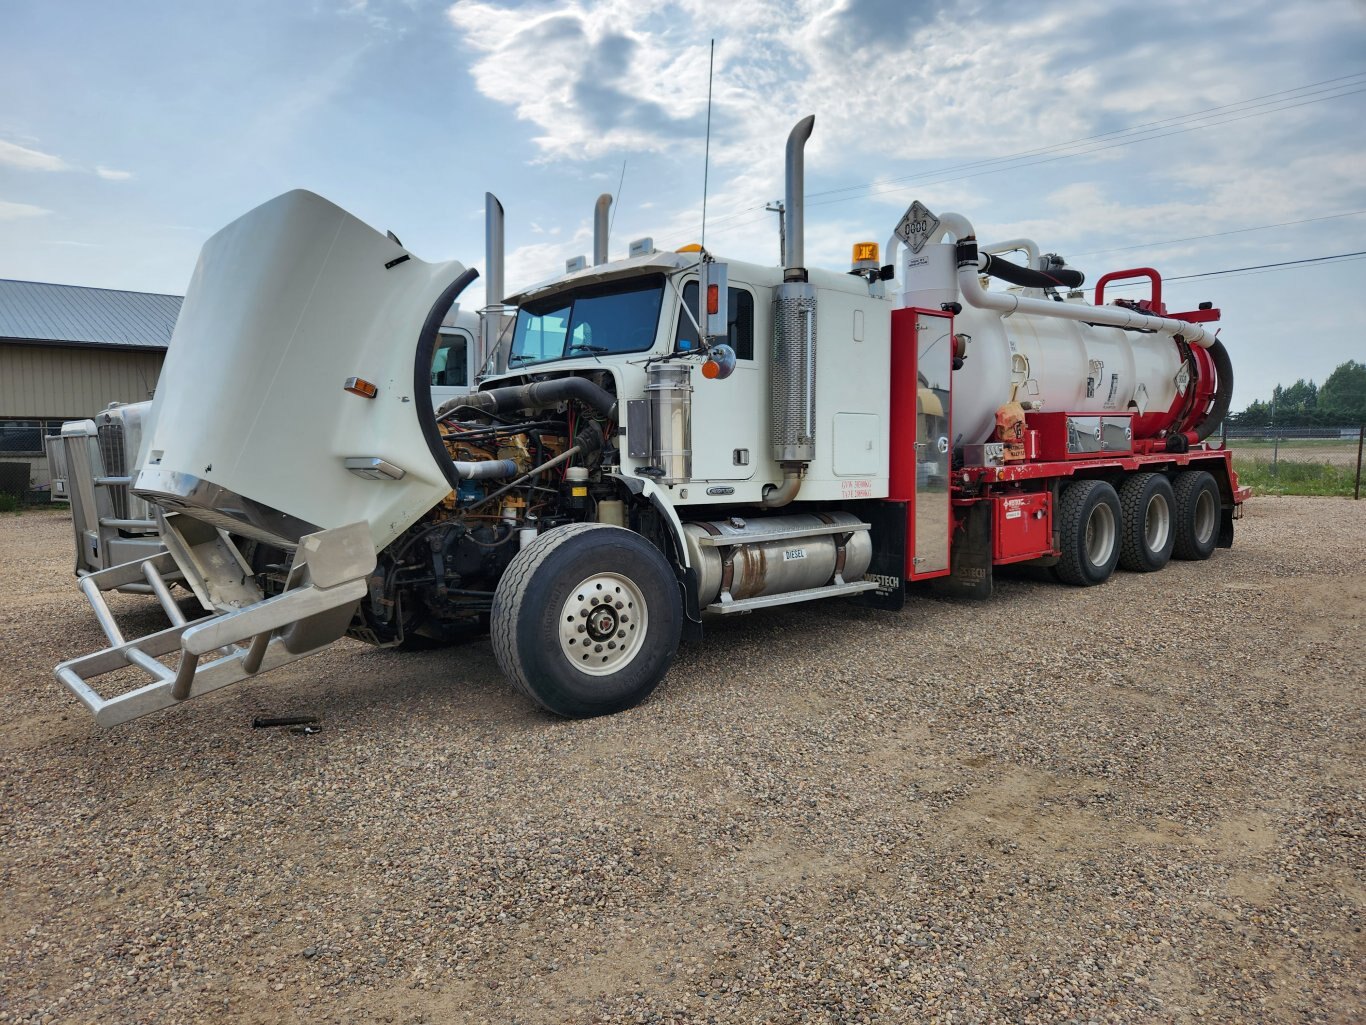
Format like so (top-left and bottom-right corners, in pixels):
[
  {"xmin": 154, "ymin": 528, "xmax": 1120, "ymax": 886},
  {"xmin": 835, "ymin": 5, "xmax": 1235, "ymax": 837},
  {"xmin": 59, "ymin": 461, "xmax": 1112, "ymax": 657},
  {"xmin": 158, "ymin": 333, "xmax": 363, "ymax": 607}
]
[
  {"xmin": 344, "ymin": 376, "xmax": 378, "ymax": 398},
  {"xmin": 701, "ymin": 359, "xmax": 721, "ymax": 380},
  {"xmin": 852, "ymin": 241, "xmax": 879, "ymax": 264}
]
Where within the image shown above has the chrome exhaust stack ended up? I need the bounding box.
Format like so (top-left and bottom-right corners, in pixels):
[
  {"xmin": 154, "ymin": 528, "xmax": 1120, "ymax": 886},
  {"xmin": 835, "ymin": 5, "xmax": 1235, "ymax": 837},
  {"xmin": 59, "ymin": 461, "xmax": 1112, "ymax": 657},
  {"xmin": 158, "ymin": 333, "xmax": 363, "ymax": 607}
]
[
  {"xmin": 478, "ymin": 192, "xmax": 506, "ymax": 377},
  {"xmin": 783, "ymin": 115, "xmax": 814, "ymax": 284},
  {"xmin": 768, "ymin": 116, "xmax": 818, "ymax": 499},
  {"xmin": 593, "ymin": 193, "xmax": 612, "ymax": 266}
]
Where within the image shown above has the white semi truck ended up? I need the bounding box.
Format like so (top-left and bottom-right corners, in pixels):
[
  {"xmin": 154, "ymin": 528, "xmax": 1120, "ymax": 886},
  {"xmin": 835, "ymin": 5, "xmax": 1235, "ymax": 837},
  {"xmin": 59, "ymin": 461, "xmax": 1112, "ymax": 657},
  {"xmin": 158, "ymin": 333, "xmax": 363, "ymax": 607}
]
[{"xmin": 54, "ymin": 116, "xmax": 1242, "ymax": 726}]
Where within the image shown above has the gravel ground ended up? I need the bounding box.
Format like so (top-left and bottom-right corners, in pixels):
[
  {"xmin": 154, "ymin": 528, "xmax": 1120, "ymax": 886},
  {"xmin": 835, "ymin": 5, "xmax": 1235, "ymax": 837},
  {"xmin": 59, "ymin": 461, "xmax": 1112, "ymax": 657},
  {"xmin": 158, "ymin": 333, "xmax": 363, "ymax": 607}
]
[{"xmin": 1, "ymin": 498, "xmax": 1362, "ymax": 1024}]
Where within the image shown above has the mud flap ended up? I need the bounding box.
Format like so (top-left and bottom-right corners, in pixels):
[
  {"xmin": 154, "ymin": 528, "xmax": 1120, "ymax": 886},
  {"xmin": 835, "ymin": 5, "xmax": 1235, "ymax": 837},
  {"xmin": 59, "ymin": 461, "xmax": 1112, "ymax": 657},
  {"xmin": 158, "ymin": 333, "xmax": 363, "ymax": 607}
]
[
  {"xmin": 850, "ymin": 500, "xmax": 906, "ymax": 611},
  {"xmin": 1218, "ymin": 507, "xmax": 1234, "ymax": 549},
  {"xmin": 931, "ymin": 500, "xmax": 993, "ymax": 600},
  {"xmin": 680, "ymin": 566, "xmax": 703, "ymax": 642}
]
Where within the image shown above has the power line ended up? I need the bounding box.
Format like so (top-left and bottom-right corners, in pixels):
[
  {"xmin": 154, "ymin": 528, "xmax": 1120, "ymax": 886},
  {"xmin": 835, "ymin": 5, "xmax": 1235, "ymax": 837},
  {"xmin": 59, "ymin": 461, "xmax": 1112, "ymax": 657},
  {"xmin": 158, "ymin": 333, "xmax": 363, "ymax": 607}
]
[
  {"xmin": 1184, "ymin": 253, "xmax": 1366, "ymax": 285},
  {"xmin": 1167, "ymin": 250, "xmax": 1366, "ymax": 280},
  {"xmin": 805, "ymin": 85, "xmax": 1366, "ymax": 210},
  {"xmin": 1070, "ymin": 210, "xmax": 1366, "ymax": 258},
  {"xmin": 658, "ymin": 72, "xmax": 1366, "ymax": 249},
  {"xmin": 1104, "ymin": 250, "xmax": 1366, "ymax": 287},
  {"xmin": 808, "ymin": 72, "xmax": 1366, "ymax": 201}
]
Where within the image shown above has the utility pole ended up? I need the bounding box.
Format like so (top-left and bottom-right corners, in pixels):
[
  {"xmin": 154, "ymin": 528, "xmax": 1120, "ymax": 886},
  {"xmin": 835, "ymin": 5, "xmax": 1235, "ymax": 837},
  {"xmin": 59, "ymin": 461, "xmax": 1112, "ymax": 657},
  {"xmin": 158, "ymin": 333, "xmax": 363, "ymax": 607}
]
[
  {"xmin": 1355, "ymin": 424, "xmax": 1363, "ymax": 501},
  {"xmin": 766, "ymin": 200, "xmax": 786, "ymax": 266},
  {"xmin": 1270, "ymin": 386, "xmax": 1279, "ymax": 474}
]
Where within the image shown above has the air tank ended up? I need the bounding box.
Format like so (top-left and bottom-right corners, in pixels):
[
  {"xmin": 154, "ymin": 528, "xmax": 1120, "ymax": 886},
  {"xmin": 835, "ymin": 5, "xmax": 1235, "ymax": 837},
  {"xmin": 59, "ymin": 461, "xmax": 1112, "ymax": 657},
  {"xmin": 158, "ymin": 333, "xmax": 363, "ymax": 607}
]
[{"xmin": 905, "ymin": 241, "xmax": 1187, "ymax": 446}]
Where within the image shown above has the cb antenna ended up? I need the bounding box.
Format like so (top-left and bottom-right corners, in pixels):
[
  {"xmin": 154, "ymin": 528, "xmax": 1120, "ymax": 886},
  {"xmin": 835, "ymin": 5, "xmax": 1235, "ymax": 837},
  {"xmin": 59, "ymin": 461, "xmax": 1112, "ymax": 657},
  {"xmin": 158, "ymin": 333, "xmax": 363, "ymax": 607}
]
[
  {"xmin": 700, "ymin": 38, "xmax": 714, "ymax": 250},
  {"xmin": 610, "ymin": 158, "xmax": 626, "ymax": 234}
]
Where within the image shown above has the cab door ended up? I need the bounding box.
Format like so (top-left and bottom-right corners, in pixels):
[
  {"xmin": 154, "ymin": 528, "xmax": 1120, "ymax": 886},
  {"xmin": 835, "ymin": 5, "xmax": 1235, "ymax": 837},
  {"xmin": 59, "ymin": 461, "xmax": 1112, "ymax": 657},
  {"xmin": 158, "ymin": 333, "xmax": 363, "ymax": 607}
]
[
  {"xmin": 429, "ymin": 327, "xmax": 474, "ymax": 410},
  {"xmin": 674, "ymin": 280, "xmax": 762, "ymax": 482}
]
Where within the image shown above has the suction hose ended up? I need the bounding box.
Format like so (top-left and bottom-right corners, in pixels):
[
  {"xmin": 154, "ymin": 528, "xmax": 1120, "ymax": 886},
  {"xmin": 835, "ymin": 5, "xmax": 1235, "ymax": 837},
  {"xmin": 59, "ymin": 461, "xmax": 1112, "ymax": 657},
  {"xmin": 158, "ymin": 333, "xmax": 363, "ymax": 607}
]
[
  {"xmin": 1191, "ymin": 339, "xmax": 1234, "ymax": 443},
  {"xmin": 979, "ymin": 252, "xmax": 1084, "ymax": 290}
]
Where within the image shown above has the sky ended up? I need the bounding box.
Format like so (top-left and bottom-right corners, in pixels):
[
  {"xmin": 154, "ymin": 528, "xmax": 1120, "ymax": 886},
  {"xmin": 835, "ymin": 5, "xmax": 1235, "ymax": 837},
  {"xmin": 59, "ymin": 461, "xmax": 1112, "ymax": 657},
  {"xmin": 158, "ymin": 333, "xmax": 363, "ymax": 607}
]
[{"xmin": 2, "ymin": 0, "xmax": 1364, "ymax": 410}]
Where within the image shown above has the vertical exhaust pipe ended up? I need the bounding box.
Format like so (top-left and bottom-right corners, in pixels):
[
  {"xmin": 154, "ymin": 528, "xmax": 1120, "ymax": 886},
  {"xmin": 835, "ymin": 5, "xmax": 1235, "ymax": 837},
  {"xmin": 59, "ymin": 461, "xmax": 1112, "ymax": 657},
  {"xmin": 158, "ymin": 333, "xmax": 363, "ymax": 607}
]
[
  {"xmin": 484, "ymin": 193, "xmax": 505, "ymax": 306},
  {"xmin": 593, "ymin": 193, "xmax": 612, "ymax": 265},
  {"xmin": 783, "ymin": 115, "xmax": 815, "ymax": 283},
  {"xmin": 769, "ymin": 114, "xmax": 819, "ymax": 496},
  {"xmin": 478, "ymin": 192, "xmax": 506, "ymax": 379}
]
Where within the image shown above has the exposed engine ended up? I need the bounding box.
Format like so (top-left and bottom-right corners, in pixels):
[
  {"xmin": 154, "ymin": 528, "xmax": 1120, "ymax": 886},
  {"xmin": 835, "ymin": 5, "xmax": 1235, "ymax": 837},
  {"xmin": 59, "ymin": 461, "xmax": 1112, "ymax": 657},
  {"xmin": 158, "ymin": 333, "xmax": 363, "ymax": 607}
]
[{"xmin": 353, "ymin": 375, "xmax": 622, "ymax": 646}]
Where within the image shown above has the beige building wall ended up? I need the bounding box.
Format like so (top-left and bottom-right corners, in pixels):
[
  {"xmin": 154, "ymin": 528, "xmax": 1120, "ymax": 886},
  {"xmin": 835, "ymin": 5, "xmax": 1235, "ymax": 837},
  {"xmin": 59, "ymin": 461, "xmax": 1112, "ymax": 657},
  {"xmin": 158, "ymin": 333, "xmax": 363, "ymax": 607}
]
[{"xmin": 0, "ymin": 343, "xmax": 164, "ymax": 488}]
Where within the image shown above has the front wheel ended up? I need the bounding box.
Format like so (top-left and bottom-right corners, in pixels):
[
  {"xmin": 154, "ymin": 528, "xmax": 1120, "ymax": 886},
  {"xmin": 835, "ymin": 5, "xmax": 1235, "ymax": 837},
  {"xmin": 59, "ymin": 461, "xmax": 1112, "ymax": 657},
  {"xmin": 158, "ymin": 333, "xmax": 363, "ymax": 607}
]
[{"xmin": 491, "ymin": 523, "xmax": 682, "ymax": 718}]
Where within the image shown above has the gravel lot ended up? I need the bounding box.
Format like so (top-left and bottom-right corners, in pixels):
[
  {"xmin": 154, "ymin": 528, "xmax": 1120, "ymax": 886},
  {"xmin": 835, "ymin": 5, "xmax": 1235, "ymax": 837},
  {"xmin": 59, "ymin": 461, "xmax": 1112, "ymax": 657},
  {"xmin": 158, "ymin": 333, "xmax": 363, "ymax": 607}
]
[{"xmin": 1, "ymin": 498, "xmax": 1362, "ymax": 1024}]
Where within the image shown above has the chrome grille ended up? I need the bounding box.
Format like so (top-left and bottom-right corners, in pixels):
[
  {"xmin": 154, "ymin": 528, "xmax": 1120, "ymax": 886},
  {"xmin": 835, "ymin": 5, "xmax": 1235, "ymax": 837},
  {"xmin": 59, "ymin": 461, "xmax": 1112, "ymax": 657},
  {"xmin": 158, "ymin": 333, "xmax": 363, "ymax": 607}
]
[{"xmin": 96, "ymin": 420, "xmax": 129, "ymax": 520}]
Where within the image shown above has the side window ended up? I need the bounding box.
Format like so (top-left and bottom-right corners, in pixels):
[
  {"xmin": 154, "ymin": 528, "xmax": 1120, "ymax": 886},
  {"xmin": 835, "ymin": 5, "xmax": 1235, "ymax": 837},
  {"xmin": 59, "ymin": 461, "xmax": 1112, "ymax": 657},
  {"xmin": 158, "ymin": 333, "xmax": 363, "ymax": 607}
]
[
  {"xmin": 674, "ymin": 282, "xmax": 754, "ymax": 360},
  {"xmin": 0, "ymin": 420, "xmax": 49, "ymax": 454},
  {"xmin": 431, "ymin": 332, "xmax": 469, "ymax": 387}
]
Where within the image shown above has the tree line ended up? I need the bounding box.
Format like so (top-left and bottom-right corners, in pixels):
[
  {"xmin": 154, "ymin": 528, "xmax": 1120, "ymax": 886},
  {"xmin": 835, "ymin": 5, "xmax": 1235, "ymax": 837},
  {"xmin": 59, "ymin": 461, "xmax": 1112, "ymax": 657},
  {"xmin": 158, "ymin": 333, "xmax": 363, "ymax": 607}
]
[{"xmin": 1224, "ymin": 360, "xmax": 1366, "ymax": 428}]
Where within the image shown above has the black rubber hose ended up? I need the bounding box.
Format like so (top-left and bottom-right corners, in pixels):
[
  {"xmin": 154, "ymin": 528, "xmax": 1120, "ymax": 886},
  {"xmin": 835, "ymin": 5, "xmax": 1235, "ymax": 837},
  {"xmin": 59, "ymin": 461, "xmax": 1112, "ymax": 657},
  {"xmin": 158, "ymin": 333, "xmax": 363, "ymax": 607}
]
[
  {"xmin": 415, "ymin": 267, "xmax": 481, "ymax": 492},
  {"xmin": 980, "ymin": 253, "xmax": 1085, "ymax": 290},
  {"xmin": 462, "ymin": 376, "xmax": 618, "ymax": 421},
  {"xmin": 1192, "ymin": 339, "xmax": 1233, "ymax": 442}
]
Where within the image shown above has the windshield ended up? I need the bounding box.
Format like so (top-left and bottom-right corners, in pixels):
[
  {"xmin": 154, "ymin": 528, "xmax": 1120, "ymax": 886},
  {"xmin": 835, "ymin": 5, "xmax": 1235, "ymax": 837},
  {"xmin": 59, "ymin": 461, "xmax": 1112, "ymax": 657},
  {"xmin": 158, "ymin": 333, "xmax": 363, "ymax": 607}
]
[{"xmin": 509, "ymin": 275, "xmax": 664, "ymax": 367}]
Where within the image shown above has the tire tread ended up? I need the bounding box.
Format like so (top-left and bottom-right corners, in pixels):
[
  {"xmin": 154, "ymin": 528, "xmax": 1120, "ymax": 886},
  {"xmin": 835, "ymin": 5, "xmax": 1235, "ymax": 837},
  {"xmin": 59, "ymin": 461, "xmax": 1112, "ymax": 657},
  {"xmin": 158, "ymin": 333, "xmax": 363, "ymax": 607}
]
[
  {"xmin": 1117, "ymin": 472, "xmax": 1174, "ymax": 573},
  {"xmin": 491, "ymin": 522, "xmax": 611, "ymax": 706},
  {"xmin": 1171, "ymin": 469, "xmax": 1218, "ymax": 561},
  {"xmin": 1055, "ymin": 479, "xmax": 1119, "ymax": 586}
]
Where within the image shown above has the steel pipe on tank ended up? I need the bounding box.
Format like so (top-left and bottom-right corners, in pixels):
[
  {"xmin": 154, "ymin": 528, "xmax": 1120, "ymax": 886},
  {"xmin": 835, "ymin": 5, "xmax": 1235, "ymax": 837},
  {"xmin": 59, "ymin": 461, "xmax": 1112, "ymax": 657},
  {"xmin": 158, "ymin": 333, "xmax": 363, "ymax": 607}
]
[
  {"xmin": 982, "ymin": 237, "xmax": 1041, "ymax": 269},
  {"xmin": 936, "ymin": 212, "xmax": 1218, "ymax": 348}
]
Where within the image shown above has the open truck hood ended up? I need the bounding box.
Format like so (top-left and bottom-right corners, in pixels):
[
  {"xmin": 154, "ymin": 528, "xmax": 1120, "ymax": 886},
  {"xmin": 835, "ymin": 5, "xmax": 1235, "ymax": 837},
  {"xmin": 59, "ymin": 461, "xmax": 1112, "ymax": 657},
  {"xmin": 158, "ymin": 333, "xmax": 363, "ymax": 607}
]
[{"xmin": 134, "ymin": 189, "xmax": 475, "ymax": 551}]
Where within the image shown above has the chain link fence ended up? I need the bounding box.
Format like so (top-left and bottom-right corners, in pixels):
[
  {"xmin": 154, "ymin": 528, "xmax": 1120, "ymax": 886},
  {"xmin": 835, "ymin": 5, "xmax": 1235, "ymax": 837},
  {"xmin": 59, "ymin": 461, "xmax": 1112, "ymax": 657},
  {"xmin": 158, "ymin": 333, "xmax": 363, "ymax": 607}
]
[{"xmin": 1219, "ymin": 425, "xmax": 1365, "ymax": 498}]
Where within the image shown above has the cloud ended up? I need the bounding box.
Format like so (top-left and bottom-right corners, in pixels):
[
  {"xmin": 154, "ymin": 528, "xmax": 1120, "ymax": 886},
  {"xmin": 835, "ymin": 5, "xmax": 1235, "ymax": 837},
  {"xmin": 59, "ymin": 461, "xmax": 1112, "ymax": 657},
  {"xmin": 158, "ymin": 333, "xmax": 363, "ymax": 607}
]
[
  {"xmin": 505, "ymin": 225, "xmax": 594, "ymax": 291},
  {"xmin": 0, "ymin": 140, "xmax": 69, "ymax": 172},
  {"xmin": 0, "ymin": 199, "xmax": 51, "ymax": 220},
  {"xmin": 447, "ymin": 2, "xmax": 709, "ymax": 161},
  {"xmin": 0, "ymin": 140, "xmax": 135, "ymax": 181}
]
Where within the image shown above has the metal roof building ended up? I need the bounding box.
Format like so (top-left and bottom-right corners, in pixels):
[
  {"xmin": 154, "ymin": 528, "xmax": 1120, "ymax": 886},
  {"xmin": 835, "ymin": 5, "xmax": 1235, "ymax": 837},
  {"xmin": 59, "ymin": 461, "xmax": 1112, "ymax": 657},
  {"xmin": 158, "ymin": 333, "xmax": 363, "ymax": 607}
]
[{"xmin": 0, "ymin": 279, "xmax": 181, "ymax": 492}]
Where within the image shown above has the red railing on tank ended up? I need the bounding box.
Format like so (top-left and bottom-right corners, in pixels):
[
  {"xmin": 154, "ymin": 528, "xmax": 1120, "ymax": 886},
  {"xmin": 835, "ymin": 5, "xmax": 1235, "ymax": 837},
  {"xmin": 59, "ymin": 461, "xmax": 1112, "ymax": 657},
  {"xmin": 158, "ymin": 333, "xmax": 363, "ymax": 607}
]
[{"xmin": 1093, "ymin": 267, "xmax": 1163, "ymax": 313}]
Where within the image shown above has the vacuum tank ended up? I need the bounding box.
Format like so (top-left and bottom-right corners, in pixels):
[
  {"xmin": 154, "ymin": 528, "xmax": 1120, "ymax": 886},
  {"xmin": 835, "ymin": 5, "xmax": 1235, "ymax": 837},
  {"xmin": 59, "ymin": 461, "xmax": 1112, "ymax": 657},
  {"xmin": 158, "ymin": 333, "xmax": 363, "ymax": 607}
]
[{"xmin": 898, "ymin": 215, "xmax": 1230, "ymax": 449}]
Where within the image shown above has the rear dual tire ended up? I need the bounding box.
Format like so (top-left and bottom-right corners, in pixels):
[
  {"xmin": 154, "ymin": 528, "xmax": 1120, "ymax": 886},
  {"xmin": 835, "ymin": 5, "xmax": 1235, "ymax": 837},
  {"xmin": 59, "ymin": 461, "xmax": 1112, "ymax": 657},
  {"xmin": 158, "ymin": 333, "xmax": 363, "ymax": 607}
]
[
  {"xmin": 1057, "ymin": 470, "xmax": 1219, "ymax": 586},
  {"xmin": 1171, "ymin": 470, "xmax": 1220, "ymax": 561},
  {"xmin": 1118, "ymin": 472, "xmax": 1175, "ymax": 573},
  {"xmin": 1055, "ymin": 479, "xmax": 1121, "ymax": 586}
]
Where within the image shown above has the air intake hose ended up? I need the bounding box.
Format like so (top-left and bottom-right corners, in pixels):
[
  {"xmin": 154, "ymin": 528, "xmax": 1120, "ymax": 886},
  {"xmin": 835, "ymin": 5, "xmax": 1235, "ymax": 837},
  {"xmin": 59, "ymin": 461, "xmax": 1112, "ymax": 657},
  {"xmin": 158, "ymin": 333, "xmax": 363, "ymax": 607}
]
[
  {"xmin": 460, "ymin": 377, "xmax": 618, "ymax": 420},
  {"xmin": 980, "ymin": 253, "xmax": 1085, "ymax": 290}
]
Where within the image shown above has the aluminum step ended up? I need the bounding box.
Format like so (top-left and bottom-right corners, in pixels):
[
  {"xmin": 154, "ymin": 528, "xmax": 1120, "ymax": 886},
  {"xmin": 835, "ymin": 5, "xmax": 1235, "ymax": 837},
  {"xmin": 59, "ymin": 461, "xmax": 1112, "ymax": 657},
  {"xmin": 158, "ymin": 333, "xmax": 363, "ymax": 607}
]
[{"xmin": 707, "ymin": 579, "xmax": 879, "ymax": 614}]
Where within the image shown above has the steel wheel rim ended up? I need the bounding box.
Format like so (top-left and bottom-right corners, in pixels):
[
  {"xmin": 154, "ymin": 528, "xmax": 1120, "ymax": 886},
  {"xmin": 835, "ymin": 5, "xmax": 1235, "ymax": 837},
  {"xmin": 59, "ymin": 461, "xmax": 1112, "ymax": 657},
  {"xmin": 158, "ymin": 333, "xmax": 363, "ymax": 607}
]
[
  {"xmin": 1145, "ymin": 493, "xmax": 1171, "ymax": 553},
  {"xmin": 1194, "ymin": 489, "xmax": 1217, "ymax": 545},
  {"xmin": 558, "ymin": 572, "xmax": 649, "ymax": 676},
  {"xmin": 1085, "ymin": 502, "xmax": 1117, "ymax": 566}
]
